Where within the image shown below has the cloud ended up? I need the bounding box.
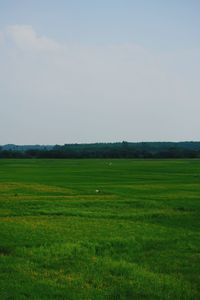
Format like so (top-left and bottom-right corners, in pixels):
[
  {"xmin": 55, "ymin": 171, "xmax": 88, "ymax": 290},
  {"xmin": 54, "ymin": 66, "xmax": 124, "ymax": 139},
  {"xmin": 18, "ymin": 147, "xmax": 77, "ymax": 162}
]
[
  {"xmin": 6, "ymin": 25, "xmax": 61, "ymax": 52},
  {"xmin": 0, "ymin": 31, "xmax": 4, "ymax": 45},
  {"xmin": 0, "ymin": 25, "xmax": 200, "ymax": 143}
]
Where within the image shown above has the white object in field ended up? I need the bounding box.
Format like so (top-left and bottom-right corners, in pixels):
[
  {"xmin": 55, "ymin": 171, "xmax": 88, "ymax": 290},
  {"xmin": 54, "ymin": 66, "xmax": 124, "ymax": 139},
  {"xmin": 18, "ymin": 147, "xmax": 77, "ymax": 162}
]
[{"xmin": 95, "ymin": 189, "xmax": 100, "ymax": 193}]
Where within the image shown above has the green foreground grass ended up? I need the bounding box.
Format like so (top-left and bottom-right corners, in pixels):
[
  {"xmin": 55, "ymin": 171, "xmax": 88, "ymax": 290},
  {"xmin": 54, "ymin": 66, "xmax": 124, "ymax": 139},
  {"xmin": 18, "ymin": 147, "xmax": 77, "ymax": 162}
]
[{"xmin": 0, "ymin": 159, "xmax": 200, "ymax": 299}]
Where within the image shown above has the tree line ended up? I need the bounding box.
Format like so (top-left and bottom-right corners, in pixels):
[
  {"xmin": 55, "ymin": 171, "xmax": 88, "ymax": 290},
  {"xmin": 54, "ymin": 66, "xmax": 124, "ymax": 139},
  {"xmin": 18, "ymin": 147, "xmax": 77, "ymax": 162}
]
[{"xmin": 0, "ymin": 142, "xmax": 200, "ymax": 158}]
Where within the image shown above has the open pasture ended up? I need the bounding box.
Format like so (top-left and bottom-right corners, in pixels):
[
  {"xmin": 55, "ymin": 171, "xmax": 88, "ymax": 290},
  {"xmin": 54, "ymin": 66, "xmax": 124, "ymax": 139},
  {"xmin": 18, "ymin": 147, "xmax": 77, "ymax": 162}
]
[{"xmin": 0, "ymin": 159, "xmax": 200, "ymax": 299}]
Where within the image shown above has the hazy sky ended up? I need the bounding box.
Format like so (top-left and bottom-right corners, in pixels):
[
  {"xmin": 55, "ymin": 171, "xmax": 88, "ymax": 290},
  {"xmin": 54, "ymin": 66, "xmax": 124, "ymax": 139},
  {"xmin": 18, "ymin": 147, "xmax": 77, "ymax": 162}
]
[{"xmin": 0, "ymin": 0, "xmax": 200, "ymax": 144}]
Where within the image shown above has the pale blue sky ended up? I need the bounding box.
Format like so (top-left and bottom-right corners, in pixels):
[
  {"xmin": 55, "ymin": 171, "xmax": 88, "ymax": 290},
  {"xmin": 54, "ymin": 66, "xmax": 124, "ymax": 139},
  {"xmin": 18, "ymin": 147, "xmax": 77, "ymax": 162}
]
[
  {"xmin": 0, "ymin": 0, "xmax": 200, "ymax": 49},
  {"xmin": 0, "ymin": 1, "xmax": 200, "ymax": 144}
]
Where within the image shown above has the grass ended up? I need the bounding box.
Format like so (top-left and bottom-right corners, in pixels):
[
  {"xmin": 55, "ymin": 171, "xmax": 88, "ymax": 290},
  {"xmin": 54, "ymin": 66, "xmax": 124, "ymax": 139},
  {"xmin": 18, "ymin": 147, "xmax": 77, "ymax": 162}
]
[{"xmin": 0, "ymin": 159, "xmax": 200, "ymax": 299}]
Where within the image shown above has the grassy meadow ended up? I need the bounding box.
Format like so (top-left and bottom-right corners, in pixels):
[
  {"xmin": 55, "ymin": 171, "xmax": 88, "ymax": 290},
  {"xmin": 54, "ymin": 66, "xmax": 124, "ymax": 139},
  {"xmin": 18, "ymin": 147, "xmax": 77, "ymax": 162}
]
[{"xmin": 0, "ymin": 159, "xmax": 200, "ymax": 299}]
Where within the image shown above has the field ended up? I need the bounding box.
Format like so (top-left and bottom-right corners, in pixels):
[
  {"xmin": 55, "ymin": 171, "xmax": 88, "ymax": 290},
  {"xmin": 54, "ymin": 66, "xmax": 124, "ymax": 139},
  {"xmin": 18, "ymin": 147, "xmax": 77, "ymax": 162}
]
[{"xmin": 0, "ymin": 159, "xmax": 200, "ymax": 299}]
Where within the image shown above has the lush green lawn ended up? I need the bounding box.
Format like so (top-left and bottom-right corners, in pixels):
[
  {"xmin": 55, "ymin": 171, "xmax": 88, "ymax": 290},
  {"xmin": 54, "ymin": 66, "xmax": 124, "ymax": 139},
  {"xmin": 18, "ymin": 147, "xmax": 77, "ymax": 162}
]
[{"xmin": 0, "ymin": 159, "xmax": 200, "ymax": 299}]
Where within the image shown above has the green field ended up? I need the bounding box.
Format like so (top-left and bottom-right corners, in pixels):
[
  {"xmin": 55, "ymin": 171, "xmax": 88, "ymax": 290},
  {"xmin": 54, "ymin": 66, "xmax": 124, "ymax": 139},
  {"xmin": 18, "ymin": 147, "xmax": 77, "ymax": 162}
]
[{"xmin": 0, "ymin": 159, "xmax": 200, "ymax": 299}]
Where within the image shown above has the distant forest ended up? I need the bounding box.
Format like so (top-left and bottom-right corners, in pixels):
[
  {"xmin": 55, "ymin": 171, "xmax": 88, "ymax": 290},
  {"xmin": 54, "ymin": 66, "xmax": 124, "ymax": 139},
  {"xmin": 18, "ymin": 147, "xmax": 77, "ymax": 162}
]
[{"xmin": 1, "ymin": 142, "xmax": 200, "ymax": 158}]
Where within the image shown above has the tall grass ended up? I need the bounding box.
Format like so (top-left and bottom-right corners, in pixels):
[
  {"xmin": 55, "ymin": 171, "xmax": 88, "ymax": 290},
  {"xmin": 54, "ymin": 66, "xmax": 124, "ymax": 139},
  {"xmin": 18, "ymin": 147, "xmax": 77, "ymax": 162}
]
[{"xmin": 0, "ymin": 159, "xmax": 200, "ymax": 299}]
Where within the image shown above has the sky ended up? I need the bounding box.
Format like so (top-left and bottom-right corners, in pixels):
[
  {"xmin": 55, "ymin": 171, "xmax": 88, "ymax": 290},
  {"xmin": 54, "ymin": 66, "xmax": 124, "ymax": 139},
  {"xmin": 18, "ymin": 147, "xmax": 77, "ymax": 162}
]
[{"xmin": 0, "ymin": 0, "xmax": 200, "ymax": 144}]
